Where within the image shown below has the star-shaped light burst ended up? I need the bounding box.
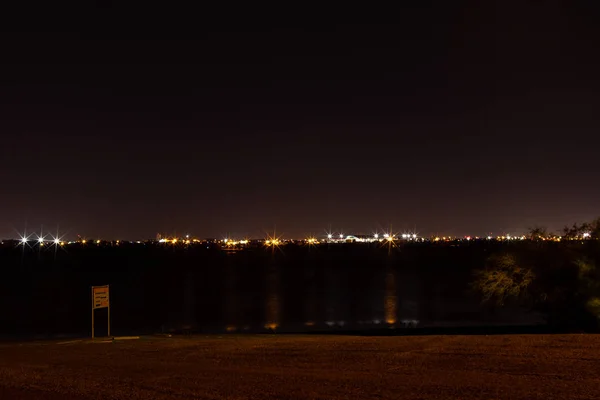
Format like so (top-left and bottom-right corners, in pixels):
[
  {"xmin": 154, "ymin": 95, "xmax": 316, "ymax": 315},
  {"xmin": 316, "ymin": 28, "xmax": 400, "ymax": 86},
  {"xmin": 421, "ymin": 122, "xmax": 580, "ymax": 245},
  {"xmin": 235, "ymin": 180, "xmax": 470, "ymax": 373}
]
[
  {"xmin": 222, "ymin": 231, "xmax": 231, "ymax": 245},
  {"xmin": 380, "ymin": 226, "xmax": 398, "ymax": 253},
  {"xmin": 36, "ymin": 230, "xmax": 47, "ymax": 247},
  {"xmin": 264, "ymin": 229, "xmax": 284, "ymax": 254},
  {"xmin": 49, "ymin": 229, "xmax": 68, "ymax": 258},
  {"xmin": 324, "ymin": 224, "xmax": 334, "ymax": 242},
  {"xmin": 50, "ymin": 235, "xmax": 62, "ymax": 248},
  {"xmin": 49, "ymin": 230, "xmax": 66, "ymax": 247},
  {"xmin": 305, "ymin": 235, "xmax": 319, "ymax": 248},
  {"xmin": 325, "ymin": 230, "xmax": 333, "ymax": 241},
  {"xmin": 17, "ymin": 231, "xmax": 32, "ymax": 248},
  {"xmin": 14, "ymin": 227, "xmax": 33, "ymax": 261}
]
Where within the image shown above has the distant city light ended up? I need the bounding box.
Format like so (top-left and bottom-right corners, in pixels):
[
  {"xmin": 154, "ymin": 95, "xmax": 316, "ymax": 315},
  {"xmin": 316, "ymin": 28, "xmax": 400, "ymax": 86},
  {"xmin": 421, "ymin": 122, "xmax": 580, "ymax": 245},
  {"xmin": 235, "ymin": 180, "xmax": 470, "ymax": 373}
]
[
  {"xmin": 265, "ymin": 238, "xmax": 280, "ymax": 246},
  {"xmin": 8, "ymin": 225, "xmax": 589, "ymax": 250}
]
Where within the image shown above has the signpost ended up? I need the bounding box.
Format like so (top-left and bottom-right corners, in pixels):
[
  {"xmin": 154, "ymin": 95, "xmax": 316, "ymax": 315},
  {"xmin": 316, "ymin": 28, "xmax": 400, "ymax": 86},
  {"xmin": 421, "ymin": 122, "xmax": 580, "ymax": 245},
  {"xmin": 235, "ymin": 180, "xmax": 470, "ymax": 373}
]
[{"xmin": 91, "ymin": 285, "xmax": 110, "ymax": 338}]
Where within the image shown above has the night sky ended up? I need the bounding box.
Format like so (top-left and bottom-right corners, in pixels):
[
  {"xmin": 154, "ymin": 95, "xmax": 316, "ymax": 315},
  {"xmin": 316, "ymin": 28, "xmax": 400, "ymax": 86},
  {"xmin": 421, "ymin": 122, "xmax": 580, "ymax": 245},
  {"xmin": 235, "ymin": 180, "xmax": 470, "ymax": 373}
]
[{"xmin": 1, "ymin": 3, "xmax": 600, "ymax": 239}]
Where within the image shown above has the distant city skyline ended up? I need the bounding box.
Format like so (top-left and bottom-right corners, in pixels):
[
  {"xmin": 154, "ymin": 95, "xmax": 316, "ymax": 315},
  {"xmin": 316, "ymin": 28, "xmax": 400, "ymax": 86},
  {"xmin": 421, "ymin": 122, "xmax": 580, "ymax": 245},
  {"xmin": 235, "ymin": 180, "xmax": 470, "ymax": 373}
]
[{"xmin": 2, "ymin": 218, "xmax": 595, "ymax": 241}]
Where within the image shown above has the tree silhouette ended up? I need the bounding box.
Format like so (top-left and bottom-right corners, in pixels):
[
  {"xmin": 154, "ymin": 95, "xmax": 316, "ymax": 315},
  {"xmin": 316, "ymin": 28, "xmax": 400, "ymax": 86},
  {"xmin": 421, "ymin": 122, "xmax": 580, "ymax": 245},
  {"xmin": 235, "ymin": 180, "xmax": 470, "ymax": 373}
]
[
  {"xmin": 472, "ymin": 253, "xmax": 535, "ymax": 306},
  {"xmin": 527, "ymin": 226, "xmax": 549, "ymax": 241}
]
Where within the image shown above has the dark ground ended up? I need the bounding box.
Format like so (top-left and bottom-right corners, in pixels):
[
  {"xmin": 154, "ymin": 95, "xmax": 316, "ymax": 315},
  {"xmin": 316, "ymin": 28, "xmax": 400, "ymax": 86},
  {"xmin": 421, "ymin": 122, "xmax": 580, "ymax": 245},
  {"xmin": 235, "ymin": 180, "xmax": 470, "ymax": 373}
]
[{"xmin": 0, "ymin": 334, "xmax": 599, "ymax": 399}]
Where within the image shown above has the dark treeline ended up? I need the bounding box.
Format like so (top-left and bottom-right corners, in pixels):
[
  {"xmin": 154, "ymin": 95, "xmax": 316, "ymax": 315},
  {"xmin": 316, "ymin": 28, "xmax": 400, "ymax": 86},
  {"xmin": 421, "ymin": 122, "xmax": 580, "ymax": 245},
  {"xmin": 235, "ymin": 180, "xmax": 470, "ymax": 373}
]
[
  {"xmin": 473, "ymin": 239, "xmax": 600, "ymax": 330},
  {"xmin": 0, "ymin": 238, "xmax": 598, "ymax": 337}
]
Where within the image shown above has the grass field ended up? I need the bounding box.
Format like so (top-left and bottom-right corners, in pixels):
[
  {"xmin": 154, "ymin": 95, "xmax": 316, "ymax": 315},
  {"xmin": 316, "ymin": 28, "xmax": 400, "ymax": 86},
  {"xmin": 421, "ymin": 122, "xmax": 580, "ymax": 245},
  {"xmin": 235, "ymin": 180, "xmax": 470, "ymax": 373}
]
[{"xmin": 1, "ymin": 334, "xmax": 599, "ymax": 399}]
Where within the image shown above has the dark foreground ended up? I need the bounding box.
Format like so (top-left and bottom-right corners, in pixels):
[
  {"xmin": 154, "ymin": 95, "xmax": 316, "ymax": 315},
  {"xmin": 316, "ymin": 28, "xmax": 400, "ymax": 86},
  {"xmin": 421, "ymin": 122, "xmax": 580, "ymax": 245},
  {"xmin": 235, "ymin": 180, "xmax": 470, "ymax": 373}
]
[{"xmin": 1, "ymin": 335, "xmax": 599, "ymax": 399}]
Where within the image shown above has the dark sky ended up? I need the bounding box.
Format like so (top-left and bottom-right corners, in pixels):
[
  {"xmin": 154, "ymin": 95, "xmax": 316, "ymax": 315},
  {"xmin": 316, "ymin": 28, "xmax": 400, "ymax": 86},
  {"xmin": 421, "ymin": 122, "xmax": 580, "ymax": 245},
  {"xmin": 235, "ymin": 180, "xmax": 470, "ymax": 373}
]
[{"xmin": 1, "ymin": 2, "xmax": 600, "ymax": 239}]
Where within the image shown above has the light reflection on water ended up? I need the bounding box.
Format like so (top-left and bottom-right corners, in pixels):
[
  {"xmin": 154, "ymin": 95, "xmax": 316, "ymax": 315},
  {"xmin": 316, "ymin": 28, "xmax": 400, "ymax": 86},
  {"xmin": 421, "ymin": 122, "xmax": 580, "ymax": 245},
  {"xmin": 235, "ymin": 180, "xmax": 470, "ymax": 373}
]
[
  {"xmin": 264, "ymin": 262, "xmax": 279, "ymax": 330},
  {"xmin": 385, "ymin": 269, "xmax": 397, "ymax": 325},
  {"xmin": 304, "ymin": 266, "xmax": 318, "ymax": 328},
  {"xmin": 224, "ymin": 258, "xmax": 237, "ymax": 329},
  {"xmin": 215, "ymin": 258, "xmax": 421, "ymax": 333}
]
